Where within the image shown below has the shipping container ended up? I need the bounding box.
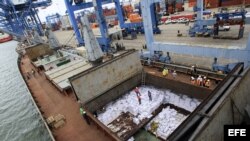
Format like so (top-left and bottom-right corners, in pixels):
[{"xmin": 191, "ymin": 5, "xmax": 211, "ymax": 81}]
[
  {"xmin": 189, "ymin": 0, "xmax": 247, "ymax": 8},
  {"xmin": 221, "ymin": 0, "xmax": 242, "ymax": 7},
  {"xmin": 246, "ymin": 0, "xmax": 250, "ymax": 4},
  {"xmin": 170, "ymin": 14, "xmax": 195, "ymax": 20}
]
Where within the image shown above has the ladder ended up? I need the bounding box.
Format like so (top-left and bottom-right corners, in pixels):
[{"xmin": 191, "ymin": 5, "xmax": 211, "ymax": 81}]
[{"xmin": 141, "ymin": 70, "xmax": 146, "ymax": 86}]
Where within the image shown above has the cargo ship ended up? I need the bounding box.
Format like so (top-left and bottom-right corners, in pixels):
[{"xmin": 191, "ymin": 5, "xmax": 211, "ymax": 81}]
[
  {"xmin": 0, "ymin": 32, "xmax": 12, "ymax": 43},
  {"xmin": 10, "ymin": 0, "xmax": 250, "ymax": 141},
  {"xmin": 16, "ymin": 38, "xmax": 249, "ymax": 141},
  {"xmin": 15, "ymin": 17, "xmax": 249, "ymax": 140}
]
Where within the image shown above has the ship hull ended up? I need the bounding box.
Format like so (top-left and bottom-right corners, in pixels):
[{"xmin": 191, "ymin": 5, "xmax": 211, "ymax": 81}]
[{"xmin": 0, "ymin": 35, "xmax": 12, "ymax": 43}]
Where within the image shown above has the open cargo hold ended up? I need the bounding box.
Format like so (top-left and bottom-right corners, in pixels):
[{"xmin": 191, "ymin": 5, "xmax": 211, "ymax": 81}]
[{"xmin": 69, "ymin": 48, "xmax": 244, "ymax": 140}]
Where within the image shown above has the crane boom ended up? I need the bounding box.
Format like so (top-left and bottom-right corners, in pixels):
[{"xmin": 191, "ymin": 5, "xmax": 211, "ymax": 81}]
[{"xmin": 80, "ymin": 13, "xmax": 104, "ymax": 62}]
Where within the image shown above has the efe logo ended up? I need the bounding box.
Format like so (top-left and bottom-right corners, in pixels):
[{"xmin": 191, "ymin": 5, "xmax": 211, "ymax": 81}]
[
  {"xmin": 228, "ymin": 129, "xmax": 246, "ymax": 136},
  {"xmin": 224, "ymin": 125, "xmax": 250, "ymax": 141}
]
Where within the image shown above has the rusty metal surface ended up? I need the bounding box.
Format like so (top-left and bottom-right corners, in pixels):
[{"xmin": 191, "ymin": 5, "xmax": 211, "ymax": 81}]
[
  {"xmin": 141, "ymin": 60, "xmax": 226, "ymax": 80},
  {"xmin": 167, "ymin": 63, "xmax": 244, "ymax": 141},
  {"xmin": 191, "ymin": 67, "xmax": 250, "ymax": 141},
  {"xmin": 85, "ymin": 73, "xmax": 141, "ymax": 113},
  {"xmin": 17, "ymin": 56, "xmax": 55, "ymax": 141},
  {"xmin": 25, "ymin": 43, "xmax": 53, "ymax": 61},
  {"xmin": 70, "ymin": 50, "xmax": 143, "ymax": 104}
]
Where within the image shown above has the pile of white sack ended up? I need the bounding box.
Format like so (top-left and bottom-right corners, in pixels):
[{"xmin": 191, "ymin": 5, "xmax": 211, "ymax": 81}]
[
  {"xmin": 97, "ymin": 86, "xmax": 200, "ymax": 128},
  {"xmin": 145, "ymin": 106, "xmax": 188, "ymax": 139}
]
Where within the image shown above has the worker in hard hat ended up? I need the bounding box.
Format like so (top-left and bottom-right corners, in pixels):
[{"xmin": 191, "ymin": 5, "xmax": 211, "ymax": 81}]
[
  {"xmin": 191, "ymin": 65, "xmax": 197, "ymax": 76},
  {"xmin": 197, "ymin": 75, "xmax": 203, "ymax": 86},
  {"xmin": 203, "ymin": 76, "xmax": 207, "ymax": 87},
  {"xmin": 191, "ymin": 76, "xmax": 196, "ymax": 85},
  {"xmin": 134, "ymin": 87, "xmax": 141, "ymax": 97},
  {"xmin": 162, "ymin": 68, "xmax": 168, "ymax": 77},
  {"xmin": 80, "ymin": 106, "xmax": 90, "ymax": 125},
  {"xmin": 137, "ymin": 95, "xmax": 142, "ymax": 105},
  {"xmin": 172, "ymin": 70, "xmax": 177, "ymax": 79},
  {"xmin": 148, "ymin": 90, "xmax": 152, "ymax": 101},
  {"xmin": 205, "ymin": 79, "xmax": 211, "ymax": 88}
]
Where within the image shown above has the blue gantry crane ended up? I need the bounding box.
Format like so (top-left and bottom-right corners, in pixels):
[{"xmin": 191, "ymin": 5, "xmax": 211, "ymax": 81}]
[
  {"xmin": 46, "ymin": 13, "xmax": 61, "ymax": 31},
  {"xmin": 141, "ymin": 0, "xmax": 250, "ymax": 72},
  {"xmin": 114, "ymin": 0, "xmax": 161, "ymax": 35},
  {"xmin": 64, "ymin": 0, "xmax": 113, "ymax": 51},
  {"xmin": 0, "ymin": 0, "xmax": 52, "ymax": 37},
  {"xmin": 213, "ymin": 11, "xmax": 246, "ymax": 39},
  {"xmin": 64, "ymin": 0, "xmax": 162, "ymax": 51},
  {"xmin": 189, "ymin": 0, "xmax": 246, "ymax": 39}
]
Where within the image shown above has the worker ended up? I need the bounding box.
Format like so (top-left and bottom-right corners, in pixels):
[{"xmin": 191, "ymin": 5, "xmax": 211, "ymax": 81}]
[
  {"xmin": 148, "ymin": 90, "xmax": 152, "ymax": 101},
  {"xmin": 31, "ymin": 69, "xmax": 36, "ymax": 77},
  {"xmin": 197, "ymin": 75, "xmax": 203, "ymax": 86},
  {"xmin": 93, "ymin": 111, "xmax": 98, "ymax": 118},
  {"xmin": 147, "ymin": 58, "xmax": 151, "ymax": 66},
  {"xmin": 137, "ymin": 95, "xmax": 141, "ymax": 105},
  {"xmin": 205, "ymin": 79, "xmax": 211, "ymax": 88},
  {"xmin": 191, "ymin": 65, "xmax": 197, "ymax": 75},
  {"xmin": 172, "ymin": 70, "xmax": 177, "ymax": 79},
  {"xmin": 44, "ymin": 27, "xmax": 50, "ymax": 40},
  {"xmin": 134, "ymin": 87, "xmax": 141, "ymax": 96},
  {"xmin": 191, "ymin": 66, "xmax": 194, "ymax": 75},
  {"xmin": 191, "ymin": 76, "xmax": 196, "ymax": 85},
  {"xmin": 217, "ymin": 71, "xmax": 224, "ymax": 74},
  {"xmin": 26, "ymin": 71, "xmax": 31, "ymax": 78},
  {"xmin": 162, "ymin": 68, "xmax": 169, "ymax": 77},
  {"xmin": 203, "ymin": 76, "xmax": 207, "ymax": 87},
  {"xmin": 194, "ymin": 65, "xmax": 197, "ymax": 73},
  {"xmin": 80, "ymin": 107, "xmax": 90, "ymax": 125}
]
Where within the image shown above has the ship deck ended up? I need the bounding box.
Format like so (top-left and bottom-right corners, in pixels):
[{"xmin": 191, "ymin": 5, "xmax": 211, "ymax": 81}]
[
  {"xmin": 20, "ymin": 55, "xmax": 113, "ymax": 141},
  {"xmin": 19, "ymin": 51, "xmax": 220, "ymax": 141}
]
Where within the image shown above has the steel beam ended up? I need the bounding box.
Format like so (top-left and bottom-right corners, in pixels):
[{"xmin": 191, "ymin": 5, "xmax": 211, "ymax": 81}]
[
  {"xmin": 93, "ymin": 0, "xmax": 110, "ymax": 51},
  {"xmin": 64, "ymin": 0, "xmax": 84, "ymax": 45},
  {"xmin": 64, "ymin": 0, "xmax": 113, "ymax": 48}
]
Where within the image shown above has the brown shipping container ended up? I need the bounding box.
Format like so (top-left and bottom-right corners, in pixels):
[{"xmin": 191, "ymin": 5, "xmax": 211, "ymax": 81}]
[
  {"xmin": 189, "ymin": 0, "xmax": 218, "ymax": 8},
  {"xmin": 246, "ymin": 0, "xmax": 250, "ymax": 4},
  {"xmin": 205, "ymin": 0, "xmax": 219, "ymax": 8},
  {"xmin": 176, "ymin": 3, "xmax": 183, "ymax": 9},
  {"xmin": 221, "ymin": 0, "xmax": 243, "ymax": 7},
  {"xmin": 189, "ymin": 0, "xmax": 196, "ymax": 2},
  {"xmin": 189, "ymin": 2, "xmax": 196, "ymax": 7}
]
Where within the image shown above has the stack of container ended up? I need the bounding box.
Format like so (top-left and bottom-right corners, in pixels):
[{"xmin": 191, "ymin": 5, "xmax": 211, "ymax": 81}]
[
  {"xmin": 189, "ymin": 0, "xmax": 249, "ymax": 8},
  {"xmin": 103, "ymin": 8, "xmax": 116, "ymax": 16},
  {"xmin": 123, "ymin": 4, "xmax": 134, "ymax": 18}
]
